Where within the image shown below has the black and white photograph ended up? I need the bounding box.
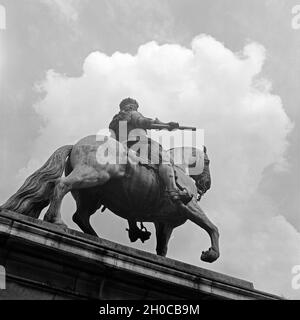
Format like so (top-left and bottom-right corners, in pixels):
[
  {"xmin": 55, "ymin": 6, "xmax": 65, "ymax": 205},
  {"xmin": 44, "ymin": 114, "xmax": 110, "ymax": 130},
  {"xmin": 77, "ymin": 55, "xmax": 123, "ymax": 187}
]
[{"xmin": 0, "ymin": 0, "xmax": 299, "ymax": 304}]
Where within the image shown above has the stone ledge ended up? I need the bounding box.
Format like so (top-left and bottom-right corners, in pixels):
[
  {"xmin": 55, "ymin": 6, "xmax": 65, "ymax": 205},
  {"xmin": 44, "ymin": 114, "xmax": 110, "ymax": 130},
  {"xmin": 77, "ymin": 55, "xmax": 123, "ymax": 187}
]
[{"xmin": 0, "ymin": 209, "xmax": 281, "ymax": 300}]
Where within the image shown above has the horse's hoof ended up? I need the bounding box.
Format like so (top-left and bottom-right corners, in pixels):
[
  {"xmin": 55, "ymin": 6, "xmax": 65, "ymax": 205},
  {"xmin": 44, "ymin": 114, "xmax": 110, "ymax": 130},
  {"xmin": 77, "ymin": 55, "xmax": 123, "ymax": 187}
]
[
  {"xmin": 53, "ymin": 220, "xmax": 68, "ymax": 231},
  {"xmin": 200, "ymin": 248, "xmax": 219, "ymax": 263}
]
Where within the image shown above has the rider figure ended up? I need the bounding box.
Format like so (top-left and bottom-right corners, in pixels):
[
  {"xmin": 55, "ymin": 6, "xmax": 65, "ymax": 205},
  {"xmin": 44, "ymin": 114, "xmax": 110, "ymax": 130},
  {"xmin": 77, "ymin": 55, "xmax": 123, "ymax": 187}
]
[{"xmin": 109, "ymin": 97, "xmax": 191, "ymax": 204}]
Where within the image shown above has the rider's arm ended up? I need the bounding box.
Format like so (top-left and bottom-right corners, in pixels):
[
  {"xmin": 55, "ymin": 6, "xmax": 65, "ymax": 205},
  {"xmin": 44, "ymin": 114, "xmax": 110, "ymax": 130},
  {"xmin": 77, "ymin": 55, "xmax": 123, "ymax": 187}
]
[
  {"xmin": 152, "ymin": 118, "xmax": 165, "ymax": 125},
  {"xmin": 131, "ymin": 111, "xmax": 180, "ymax": 130},
  {"xmin": 130, "ymin": 111, "xmax": 156, "ymax": 129}
]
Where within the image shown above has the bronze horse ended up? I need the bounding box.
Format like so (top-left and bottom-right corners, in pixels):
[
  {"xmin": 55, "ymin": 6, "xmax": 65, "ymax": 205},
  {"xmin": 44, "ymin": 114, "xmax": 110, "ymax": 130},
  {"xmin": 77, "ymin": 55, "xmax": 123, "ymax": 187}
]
[{"xmin": 1, "ymin": 135, "xmax": 219, "ymax": 263}]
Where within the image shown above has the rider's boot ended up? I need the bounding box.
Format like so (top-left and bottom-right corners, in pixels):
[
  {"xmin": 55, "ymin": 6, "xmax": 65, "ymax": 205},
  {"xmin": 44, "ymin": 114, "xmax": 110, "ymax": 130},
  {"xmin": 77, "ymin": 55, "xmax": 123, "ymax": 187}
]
[{"xmin": 159, "ymin": 163, "xmax": 192, "ymax": 205}]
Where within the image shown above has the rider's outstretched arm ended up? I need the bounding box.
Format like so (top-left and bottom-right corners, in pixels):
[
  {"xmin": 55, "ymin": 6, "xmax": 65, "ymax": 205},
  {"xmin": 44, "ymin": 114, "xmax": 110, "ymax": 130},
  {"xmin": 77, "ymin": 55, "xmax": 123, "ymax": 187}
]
[
  {"xmin": 131, "ymin": 111, "xmax": 179, "ymax": 130},
  {"xmin": 130, "ymin": 111, "xmax": 157, "ymax": 129},
  {"xmin": 152, "ymin": 118, "xmax": 180, "ymax": 130},
  {"xmin": 130, "ymin": 111, "xmax": 179, "ymax": 131}
]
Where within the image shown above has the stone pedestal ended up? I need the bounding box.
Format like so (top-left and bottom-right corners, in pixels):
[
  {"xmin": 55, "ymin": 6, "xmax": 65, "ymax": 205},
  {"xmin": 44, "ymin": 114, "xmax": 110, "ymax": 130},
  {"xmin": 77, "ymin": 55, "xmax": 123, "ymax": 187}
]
[{"xmin": 0, "ymin": 210, "xmax": 280, "ymax": 300}]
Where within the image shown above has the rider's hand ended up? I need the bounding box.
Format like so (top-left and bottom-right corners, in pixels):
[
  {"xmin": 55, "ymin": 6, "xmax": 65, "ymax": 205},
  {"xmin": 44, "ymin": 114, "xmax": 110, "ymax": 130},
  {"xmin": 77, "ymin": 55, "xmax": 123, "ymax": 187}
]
[{"xmin": 168, "ymin": 122, "xmax": 179, "ymax": 131}]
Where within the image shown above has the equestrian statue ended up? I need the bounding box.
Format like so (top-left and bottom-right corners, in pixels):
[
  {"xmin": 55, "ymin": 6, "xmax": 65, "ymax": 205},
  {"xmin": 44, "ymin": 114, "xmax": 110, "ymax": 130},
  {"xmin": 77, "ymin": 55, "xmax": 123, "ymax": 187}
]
[{"xmin": 0, "ymin": 98, "xmax": 220, "ymax": 263}]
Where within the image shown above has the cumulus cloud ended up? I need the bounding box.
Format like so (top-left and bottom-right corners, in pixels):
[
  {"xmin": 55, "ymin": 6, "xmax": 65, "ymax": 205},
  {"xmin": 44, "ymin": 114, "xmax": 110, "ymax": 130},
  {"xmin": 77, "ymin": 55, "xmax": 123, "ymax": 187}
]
[{"xmin": 22, "ymin": 35, "xmax": 298, "ymax": 298}]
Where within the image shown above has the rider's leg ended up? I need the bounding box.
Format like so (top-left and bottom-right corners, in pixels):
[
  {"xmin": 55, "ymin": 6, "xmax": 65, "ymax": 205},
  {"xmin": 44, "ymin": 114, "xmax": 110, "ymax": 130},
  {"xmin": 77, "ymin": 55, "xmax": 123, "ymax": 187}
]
[
  {"xmin": 158, "ymin": 163, "xmax": 178, "ymax": 191},
  {"xmin": 158, "ymin": 163, "xmax": 192, "ymax": 203},
  {"xmin": 153, "ymin": 141, "xmax": 191, "ymax": 204}
]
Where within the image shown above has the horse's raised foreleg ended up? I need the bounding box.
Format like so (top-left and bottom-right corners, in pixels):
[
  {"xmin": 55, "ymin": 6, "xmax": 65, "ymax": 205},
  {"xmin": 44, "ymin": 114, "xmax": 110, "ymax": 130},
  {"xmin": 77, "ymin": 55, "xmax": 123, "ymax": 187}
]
[
  {"xmin": 155, "ymin": 223, "xmax": 174, "ymax": 256},
  {"xmin": 179, "ymin": 198, "xmax": 219, "ymax": 263}
]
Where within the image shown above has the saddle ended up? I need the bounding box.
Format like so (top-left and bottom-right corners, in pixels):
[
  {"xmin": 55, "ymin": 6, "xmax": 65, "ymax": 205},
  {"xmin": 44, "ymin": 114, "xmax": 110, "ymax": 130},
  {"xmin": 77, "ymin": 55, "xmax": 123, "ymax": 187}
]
[{"xmin": 124, "ymin": 138, "xmax": 165, "ymax": 171}]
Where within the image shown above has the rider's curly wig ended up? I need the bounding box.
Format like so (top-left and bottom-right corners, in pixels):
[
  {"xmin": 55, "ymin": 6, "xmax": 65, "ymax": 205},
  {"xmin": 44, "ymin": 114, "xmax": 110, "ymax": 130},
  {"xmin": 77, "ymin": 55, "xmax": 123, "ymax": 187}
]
[{"xmin": 119, "ymin": 97, "xmax": 139, "ymax": 110}]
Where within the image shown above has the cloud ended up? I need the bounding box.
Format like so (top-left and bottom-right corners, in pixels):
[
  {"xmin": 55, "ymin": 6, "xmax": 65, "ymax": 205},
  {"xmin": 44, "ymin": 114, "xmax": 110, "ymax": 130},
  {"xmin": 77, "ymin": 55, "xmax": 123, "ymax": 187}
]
[
  {"xmin": 21, "ymin": 35, "xmax": 298, "ymax": 298},
  {"xmin": 41, "ymin": 0, "xmax": 82, "ymax": 22}
]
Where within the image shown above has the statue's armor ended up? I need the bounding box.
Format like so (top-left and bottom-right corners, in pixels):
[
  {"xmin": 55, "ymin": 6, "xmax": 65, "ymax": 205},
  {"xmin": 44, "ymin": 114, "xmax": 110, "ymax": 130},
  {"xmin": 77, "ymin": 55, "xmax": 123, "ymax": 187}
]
[
  {"xmin": 109, "ymin": 109, "xmax": 164, "ymax": 164},
  {"xmin": 109, "ymin": 110, "xmax": 150, "ymax": 142}
]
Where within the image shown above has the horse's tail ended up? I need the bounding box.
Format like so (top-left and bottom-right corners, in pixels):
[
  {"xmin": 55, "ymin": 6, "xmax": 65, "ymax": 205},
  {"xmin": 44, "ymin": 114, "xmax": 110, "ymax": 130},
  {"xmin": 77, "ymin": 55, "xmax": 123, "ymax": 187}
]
[{"xmin": 0, "ymin": 145, "xmax": 73, "ymax": 218}]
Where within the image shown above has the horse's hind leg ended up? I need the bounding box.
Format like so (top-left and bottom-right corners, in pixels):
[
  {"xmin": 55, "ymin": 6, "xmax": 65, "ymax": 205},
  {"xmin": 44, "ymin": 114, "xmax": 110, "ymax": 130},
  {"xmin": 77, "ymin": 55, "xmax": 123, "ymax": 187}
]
[
  {"xmin": 72, "ymin": 190, "xmax": 100, "ymax": 237},
  {"xmin": 73, "ymin": 207, "xmax": 98, "ymax": 237},
  {"xmin": 179, "ymin": 198, "xmax": 219, "ymax": 263},
  {"xmin": 44, "ymin": 165, "xmax": 110, "ymax": 226},
  {"xmin": 155, "ymin": 223, "xmax": 174, "ymax": 256},
  {"xmin": 44, "ymin": 176, "xmax": 71, "ymax": 226}
]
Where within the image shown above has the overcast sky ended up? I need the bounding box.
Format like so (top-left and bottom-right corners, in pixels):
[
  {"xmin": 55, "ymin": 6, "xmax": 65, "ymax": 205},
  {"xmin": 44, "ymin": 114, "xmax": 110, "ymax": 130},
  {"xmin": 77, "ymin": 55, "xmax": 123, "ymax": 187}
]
[{"xmin": 0, "ymin": 0, "xmax": 299, "ymax": 299}]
